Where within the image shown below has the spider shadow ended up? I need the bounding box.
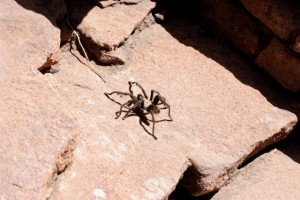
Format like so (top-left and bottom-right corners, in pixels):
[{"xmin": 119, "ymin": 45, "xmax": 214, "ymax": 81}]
[
  {"xmin": 117, "ymin": 109, "xmax": 157, "ymax": 140},
  {"xmin": 105, "ymin": 94, "xmax": 171, "ymax": 140}
]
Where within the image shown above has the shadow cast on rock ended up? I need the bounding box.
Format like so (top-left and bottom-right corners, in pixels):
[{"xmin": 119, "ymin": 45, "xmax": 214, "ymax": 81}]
[
  {"xmin": 15, "ymin": 0, "xmax": 97, "ymax": 28},
  {"xmin": 15, "ymin": 0, "xmax": 59, "ymax": 26},
  {"xmin": 117, "ymin": 109, "xmax": 158, "ymax": 140}
]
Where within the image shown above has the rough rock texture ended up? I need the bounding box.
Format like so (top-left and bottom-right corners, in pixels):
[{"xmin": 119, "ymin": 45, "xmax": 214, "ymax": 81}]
[
  {"xmin": 194, "ymin": 0, "xmax": 271, "ymax": 57},
  {"xmin": 0, "ymin": 1, "xmax": 298, "ymax": 199},
  {"xmin": 240, "ymin": 0, "xmax": 300, "ymax": 40},
  {"xmin": 0, "ymin": 0, "xmax": 61, "ymax": 70},
  {"xmin": 212, "ymin": 134, "xmax": 300, "ymax": 200},
  {"xmin": 95, "ymin": 0, "xmax": 141, "ymax": 8},
  {"xmin": 49, "ymin": 18, "xmax": 296, "ymax": 199},
  {"xmin": 0, "ymin": 0, "xmax": 70, "ymax": 199},
  {"xmin": 255, "ymin": 37, "xmax": 300, "ymax": 92},
  {"xmin": 71, "ymin": 0, "xmax": 155, "ymax": 64},
  {"xmin": 40, "ymin": 49, "xmax": 191, "ymax": 200}
]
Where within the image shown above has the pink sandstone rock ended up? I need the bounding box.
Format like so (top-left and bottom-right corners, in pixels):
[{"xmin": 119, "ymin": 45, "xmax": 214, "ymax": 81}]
[
  {"xmin": 240, "ymin": 0, "xmax": 300, "ymax": 40},
  {"xmin": 0, "ymin": 0, "xmax": 61, "ymax": 71},
  {"xmin": 71, "ymin": 0, "xmax": 156, "ymax": 64},
  {"xmin": 0, "ymin": 0, "xmax": 70, "ymax": 199},
  {"xmin": 48, "ymin": 18, "xmax": 296, "ymax": 199},
  {"xmin": 255, "ymin": 37, "xmax": 300, "ymax": 92},
  {"xmin": 0, "ymin": 1, "xmax": 297, "ymax": 199}
]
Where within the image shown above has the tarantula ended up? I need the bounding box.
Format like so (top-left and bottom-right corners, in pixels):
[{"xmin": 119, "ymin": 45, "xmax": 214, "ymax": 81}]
[{"xmin": 104, "ymin": 81, "xmax": 173, "ymax": 139}]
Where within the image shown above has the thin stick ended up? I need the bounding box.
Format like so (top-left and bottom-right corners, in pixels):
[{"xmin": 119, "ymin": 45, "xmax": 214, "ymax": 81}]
[{"xmin": 66, "ymin": 20, "xmax": 106, "ymax": 83}]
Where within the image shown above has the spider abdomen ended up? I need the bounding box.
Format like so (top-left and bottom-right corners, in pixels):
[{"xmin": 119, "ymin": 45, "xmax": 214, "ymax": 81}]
[{"xmin": 142, "ymin": 99, "xmax": 152, "ymax": 110}]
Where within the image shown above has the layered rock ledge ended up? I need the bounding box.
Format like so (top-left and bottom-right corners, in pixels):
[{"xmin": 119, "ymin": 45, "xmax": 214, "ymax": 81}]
[{"xmin": 0, "ymin": 0, "xmax": 299, "ymax": 199}]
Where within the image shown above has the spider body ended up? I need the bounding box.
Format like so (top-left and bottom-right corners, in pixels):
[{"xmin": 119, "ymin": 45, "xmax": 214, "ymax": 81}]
[
  {"xmin": 105, "ymin": 81, "xmax": 172, "ymax": 139},
  {"xmin": 137, "ymin": 94, "xmax": 159, "ymax": 114}
]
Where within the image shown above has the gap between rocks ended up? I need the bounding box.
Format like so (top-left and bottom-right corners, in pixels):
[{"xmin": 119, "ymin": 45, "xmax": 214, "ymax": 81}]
[{"xmin": 168, "ymin": 124, "xmax": 298, "ymax": 199}]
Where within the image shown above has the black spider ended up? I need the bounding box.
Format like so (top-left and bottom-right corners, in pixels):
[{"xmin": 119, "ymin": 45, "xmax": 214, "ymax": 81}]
[{"xmin": 104, "ymin": 81, "xmax": 173, "ymax": 139}]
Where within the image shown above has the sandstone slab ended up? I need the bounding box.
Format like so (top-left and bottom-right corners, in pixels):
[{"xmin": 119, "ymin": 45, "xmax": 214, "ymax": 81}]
[
  {"xmin": 212, "ymin": 134, "xmax": 300, "ymax": 200},
  {"xmin": 0, "ymin": 1, "xmax": 73, "ymax": 199},
  {"xmin": 240, "ymin": 0, "xmax": 300, "ymax": 40},
  {"xmin": 41, "ymin": 49, "xmax": 190, "ymax": 200},
  {"xmin": 0, "ymin": 1, "xmax": 297, "ymax": 198},
  {"xmin": 0, "ymin": 0, "xmax": 61, "ymax": 71},
  {"xmin": 71, "ymin": 0, "xmax": 155, "ymax": 64},
  {"xmin": 48, "ymin": 17, "xmax": 296, "ymax": 199},
  {"xmin": 194, "ymin": 0, "xmax": 271, "ymax": 57},
  {"xmin": 255, "ymin": 37, "xmax": 300, "ymax": 92}
]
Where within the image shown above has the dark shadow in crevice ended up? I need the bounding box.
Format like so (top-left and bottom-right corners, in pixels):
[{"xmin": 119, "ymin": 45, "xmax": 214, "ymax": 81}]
[
  {"xmin": 168, "ymin": 184, "xmax": 217, "ymax": 200},
  {"xmin": 64, "ymin": 0, "xmax": 96, "ymax": 28},
  {"xmin": 38, "ymin": 66, "xmax": 59, "ymax": 75},
  {"xmin": 14, "ymin": 0, "xmax": 58, "ymax": 26},
  {"xmin": 168, "ymin": 164, "xmax": 217, "ymax": 200},
  {"xmin": 14, "ymin": 0, "xmax": 96, "ymax": 27},
  {"xmin": 277, "ymin": 125, "xmax": 300, "ymax": 164},
  {"xmin": 238, "ymin": 125, "xmax": 300, "ymax": 170}
]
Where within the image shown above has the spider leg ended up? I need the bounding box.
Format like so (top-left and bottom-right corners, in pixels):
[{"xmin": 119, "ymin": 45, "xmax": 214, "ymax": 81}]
[
  {"xmin": 153, "ymin": 94, "xmax": 173, "ymax": 121},
  {"xmin": 105, "ymin": 91, "xmax": 137, "ymax": 102},
  {"xmin": 116, "ymin": 99, "xmax": 135, "ymax": 119},
  {"xmin": 139, "ymin": 117, "xmax": 157, "ymax": 140},
  {"xmin": 122, "ymin": 102, "xmax": 140, "ymax": 120},
  {"xmin": 150, "ymin": 111, "xmax": 158, "ymax": 140},
  {"xmin": 129, "ymin": 82, "xmax": 149, "ymax": 99},
  {"xmin": 150, "ymin": 90, "xmax": 160, "ymax": 101},
  {"xmin": 116, "ymin": 110, "xmax": 136, "ymax": 119}
]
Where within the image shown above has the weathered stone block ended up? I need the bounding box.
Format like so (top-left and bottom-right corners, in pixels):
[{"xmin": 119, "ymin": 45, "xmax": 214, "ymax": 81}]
[
  {"xmin": 71, "ymin": 0, "xmax": 155, "ymax": 64},
  {"xmin": 212, "ymin": 137, "xmax": 300, "ymax": 199},
  {"xmin": 255, "ymin": 37, "xmax": 300, "ymax": 92},
  {"xmin": 195, "ymin": 0, "xmax": 271, "ymax": 57},
  {"xmin": 240, "ymin": 0, "xmax": 300, "ymax": 40}
]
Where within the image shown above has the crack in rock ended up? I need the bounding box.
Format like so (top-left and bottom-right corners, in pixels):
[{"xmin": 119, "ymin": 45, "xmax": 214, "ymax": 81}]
[
  {"xmin": 55, "ymin": 138, "xmax": 77, "ymax": 175},
  {"xmin": 45, "ymin": 137, "xmax": 78, "ymax": 199}
]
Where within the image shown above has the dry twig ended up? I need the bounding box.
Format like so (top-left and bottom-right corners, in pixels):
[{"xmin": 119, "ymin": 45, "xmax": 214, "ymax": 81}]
[{"xmin": 66, "ymin": 20, "xmax": 106, "ymax": 83}]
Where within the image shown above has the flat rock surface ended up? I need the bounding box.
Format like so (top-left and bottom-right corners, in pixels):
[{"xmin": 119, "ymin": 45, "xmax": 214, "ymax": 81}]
[
  {"xmin": 49, "ymin": 17, "xmax": 296, "ymax": 199},
  {"xmin": 0, "ymin": 2, "xmax": 298, "ymax": 199},
  {"xmin": 0, "ymin": 0, "xmax": 70, "ymax": 199},
  {"xmin": 71, "ymin": 0, "xmax": 155, "ymax": 53},
  {"xmin": 212, "ymin": 134, "xmax": 300, "ymax": 200},
  {"xmin": 0, "ymin": 0, "xmax": 61, "ymax": 74}
]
